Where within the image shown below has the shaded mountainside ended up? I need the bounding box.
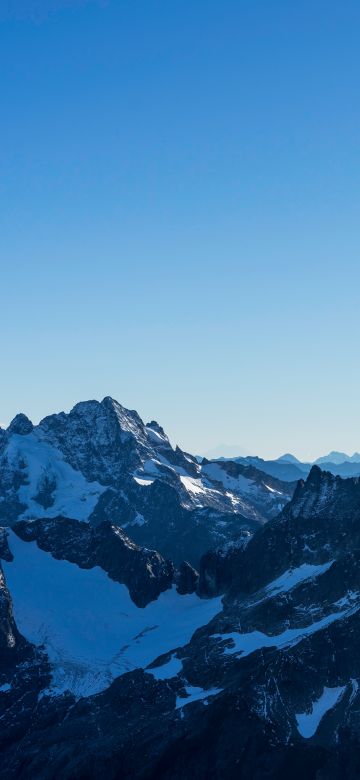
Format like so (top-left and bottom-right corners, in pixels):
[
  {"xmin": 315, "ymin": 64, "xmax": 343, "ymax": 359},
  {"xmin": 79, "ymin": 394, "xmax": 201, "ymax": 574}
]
[
  {"xmin": 199, "ymin": 465, "xmax": 360, "ymax": 596},
  {"xmin": 12, "ymin": 518, "xmax": 175, "ymax": 608},
  {"xmin": 1, "ymin": 467, "xmax": 360, "ymax": 776},
  {"xmin": 240, "ymin": 455, "xmax": 309, "ymax": 482},
  {"xmin": 0, "ymin": 397, "xmax": 295, "ymax": 565}
]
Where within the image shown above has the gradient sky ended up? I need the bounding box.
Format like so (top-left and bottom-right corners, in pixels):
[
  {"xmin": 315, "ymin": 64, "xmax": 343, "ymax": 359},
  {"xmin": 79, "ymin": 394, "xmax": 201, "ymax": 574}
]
[{"xmin": 1, "ymin": 0, "xmax": 360, "ymax": 460}]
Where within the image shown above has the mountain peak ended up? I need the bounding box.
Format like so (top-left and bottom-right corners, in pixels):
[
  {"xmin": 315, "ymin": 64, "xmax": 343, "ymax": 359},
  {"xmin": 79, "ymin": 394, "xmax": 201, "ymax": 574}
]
[
  {"xmin": 146, "ymin": 420, "xmax": 165, "ymax": 435},
  {"xmin": 276, "ymin": 453, "xmax": 302, "ymax": 464},
  {"xmin": 315, "ymin": 450, "xmax": 360, "ymax": 465},
  {"xmin": 7, "ymin": 413, "xmax": 33, "ymax": 436}
]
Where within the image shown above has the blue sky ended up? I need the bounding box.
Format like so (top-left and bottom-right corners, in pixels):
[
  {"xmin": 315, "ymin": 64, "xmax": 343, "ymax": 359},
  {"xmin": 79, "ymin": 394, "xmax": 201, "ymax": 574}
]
[{"xmin": 1, "ymin": 0, "xmax": 360, "ymax": 459}]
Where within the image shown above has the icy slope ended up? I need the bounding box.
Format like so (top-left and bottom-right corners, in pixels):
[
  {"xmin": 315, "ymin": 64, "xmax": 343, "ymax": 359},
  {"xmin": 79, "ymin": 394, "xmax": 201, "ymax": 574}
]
[
  {"xmin": 5, "ymin": 433, "xmax": 105, "ymax": 521},
  {"xmin": 3, "ymin": 531, "xmax": 222, "ymax": 698}
]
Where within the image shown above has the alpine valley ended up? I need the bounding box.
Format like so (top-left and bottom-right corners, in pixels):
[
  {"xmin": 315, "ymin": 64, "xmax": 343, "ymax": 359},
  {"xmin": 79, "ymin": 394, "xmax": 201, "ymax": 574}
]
[{"xmin": 1, "ymin": 398, "xmax": 360, "ymax": 778}]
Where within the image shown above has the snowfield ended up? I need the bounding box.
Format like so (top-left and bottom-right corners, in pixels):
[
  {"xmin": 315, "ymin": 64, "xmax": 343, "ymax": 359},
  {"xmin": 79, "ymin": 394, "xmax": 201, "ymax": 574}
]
[
  {"xmin": 4, "ymin": 532, "xmax": 222, "ymax": 699},
  {"xmin": 5, "ymin": 433, "xmax": 105, "ymax": 521},
  {"xmin": 263, "ymin": 560, "xmax": 335, "ymax": 599}
]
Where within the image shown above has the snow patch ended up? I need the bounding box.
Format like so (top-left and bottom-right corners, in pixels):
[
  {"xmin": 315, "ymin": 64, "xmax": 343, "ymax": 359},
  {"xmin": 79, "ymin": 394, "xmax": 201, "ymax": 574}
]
[
  {"xmin": 296, "ymin": 686, "xmax": 346, "ymax": 738},
  {"xmin": 334, "ymin": 591, "xmax": 359, "ymax": 608},
  {"xmin": 147, "ymin": 654, "xmax": 183, "ymax": 680},
  {"xmin": 176, "ymin": 685, "xmax": 222, "ymax": 709},
  {"xmin": 0, "ymin": 683, "xmax": 11, "ymax": 693},
  {"xmin": 180, "ymin": 476, "xmax": 207, "ymax": 496},
  {"xmin": 202, "ymin": 463, "xmax": 254, "ymax": 495},
  {"xmin": 212, "ymin": 606, "xmax": 358, "ymax": 660},
  {"xmin": 263, "ymin": 561, "xmax": 334, "ymax": 599},
  {"xmin": 264, "ymin": 484, "xmax": 282, "ymax": 495},
  {"xmin": 145, "ymin": 426, "xmax": 169, "ymax": 446}
]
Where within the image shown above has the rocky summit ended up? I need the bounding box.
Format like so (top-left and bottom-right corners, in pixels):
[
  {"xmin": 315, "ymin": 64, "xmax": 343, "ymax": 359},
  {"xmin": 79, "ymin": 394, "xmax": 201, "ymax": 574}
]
[
  {"xmin": 1, "ymin": 401, "xmax": 360, "ymax": 778},
  {"xmin": 0, "ymin": 397, "xmax": 295, "ymax": 566}
]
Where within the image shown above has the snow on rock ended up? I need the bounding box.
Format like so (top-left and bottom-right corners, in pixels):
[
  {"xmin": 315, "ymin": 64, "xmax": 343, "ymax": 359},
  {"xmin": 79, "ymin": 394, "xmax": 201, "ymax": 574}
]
[
  {"xmin": 263, "ymin": 484, "xmax": 282, "ymax": 494},
  {"xmin": 176, "ymin": 685, "xmax": 223, "ymax": 709},
  {"xmin": 6, "ymin": 433, "xmax": 105, "ymax": 521},
  {"xmin": 110, "ymin": 400, "xmax": 147, "ymax": 444},
  {"xmin": 133, "ymin": 477, "xmax": 154, "ymax": 487},
  {"xmin": 212, "ymin": 605, "xmax": 359, "ymax": 660},
  {"xmin": 350, "ymin": 678, "xmax": 359, "ymax": 703},
  {"xmin": 295, "ymin": 686, "xmax": 346, "ymax": 738},
  {"xmin": 199, "ymin": 460, "xmax": 293, "ymax": 522},
  {"xmin": 0, "ymin": 683, "xmax": 11, "ymax": 693},
  {"xmin": 334, "ymin": 591, "xmax": 360, "ymax": 608},
  {"xmin": 180, "ymin": 476, "xmax": 207, "ymax": 496},
  {"xmin": 201, "ymin": 463, "xmax": 255, "ymax": 495},
  {"xmin": 145, "ymin": 424, "xmax": 171, "ymax": 447},
  {"xmin": 263, "ymin": 560, "xmax": 335, "ymax": 599},
  {"xmin": 124, "ymin": 512, "xmax": 146, "ymax": 528},
  {"xmin": 178, "ymin": 475, "xmax": 223, "ymax": 509},
  {"xmin": 147, "ymin": 654, "xmax": 183, "ymax": 680},
  {"xmin": 4, "ymin": 532, "xmax": 222, "ymax": 699}
]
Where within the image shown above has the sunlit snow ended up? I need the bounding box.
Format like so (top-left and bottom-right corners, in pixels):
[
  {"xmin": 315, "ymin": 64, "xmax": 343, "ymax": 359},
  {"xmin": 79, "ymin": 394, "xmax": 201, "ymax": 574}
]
[
  {"xmin": 6, "ymin": 433, "xmax": 105, "ymax": 521},
  {"xmin": 263, "ymin": 484, "xmax": 282, "ymax": 494},
  {"xmin": 201, "ymin": 463, "xmax": 255, "ymax": 495},
  {"xmin": 180, "ymin": 476, "xmax": 207, "ymax": 496}
]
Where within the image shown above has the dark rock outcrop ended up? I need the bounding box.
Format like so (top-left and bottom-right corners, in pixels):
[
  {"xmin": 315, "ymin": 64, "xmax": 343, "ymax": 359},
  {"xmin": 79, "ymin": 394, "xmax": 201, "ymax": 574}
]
[
  {"xmin": 7, "ymin": 413, "xmax": 33, "ymax": 436},
  {"xmin": 175, "ymin": 561, "xmax": 199, "ymax": 594}
]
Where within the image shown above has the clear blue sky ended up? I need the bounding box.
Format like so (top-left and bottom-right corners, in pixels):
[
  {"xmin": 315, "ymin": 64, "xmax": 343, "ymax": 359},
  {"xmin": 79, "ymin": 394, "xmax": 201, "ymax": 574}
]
[{"xmin": 1, "ymin": 0, "xmax": 360, "ymax": 460}]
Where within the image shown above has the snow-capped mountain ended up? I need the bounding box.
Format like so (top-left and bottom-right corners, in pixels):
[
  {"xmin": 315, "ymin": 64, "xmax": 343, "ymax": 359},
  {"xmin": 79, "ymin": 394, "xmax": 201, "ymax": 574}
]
[
  {"xmin": 0, "ymin": 397, "xmax": 295, "ymax": 565},
  {"xmin": 2, "ymin": 398, "xmax": 360, "ymax": 777},
  {"xmin": 2, "ymin": 465, "xmax": 360, "ymax": 777}
]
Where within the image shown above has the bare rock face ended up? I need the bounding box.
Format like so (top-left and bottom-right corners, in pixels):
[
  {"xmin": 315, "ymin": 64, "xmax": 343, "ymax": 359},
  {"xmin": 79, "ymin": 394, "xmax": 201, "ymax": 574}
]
[
  {"xmin": 198, "ymin": 547, "xmax": 235, "ymax": 597},
  {"xmin": 175, "ymin": 560, "xmax": 199, "ymax": 595},
  {"xmin": 0, "ymin": 564, "xmax": 16, "ymax": 656},
  {"xmin": 0, "ymin": 529, "xmax": 12, "ymax": 562},
  {"xmin": 7, "ymin": 414, "xmax": 33, "ymax": 436}
]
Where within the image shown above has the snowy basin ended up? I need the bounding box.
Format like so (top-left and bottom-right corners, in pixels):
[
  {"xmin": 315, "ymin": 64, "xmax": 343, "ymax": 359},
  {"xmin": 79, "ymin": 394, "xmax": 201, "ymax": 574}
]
[{"xmin": 4, "ymin": 531, "xmax": 222, "ymax": 699}]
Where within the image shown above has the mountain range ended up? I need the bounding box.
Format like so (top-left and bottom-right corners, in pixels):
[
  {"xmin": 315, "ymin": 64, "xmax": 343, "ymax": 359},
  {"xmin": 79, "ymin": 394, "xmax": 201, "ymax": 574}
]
[
  {"xmin": 0, "ymin": 398, "xmax": 295, "ymax": 565},
  {"xmin": 1, "ymin": 398, "xmax": 360, "ymax": 778},
  {"xmin": 213, "ymin": 450, "xmax": 360, "ymax": 482}
]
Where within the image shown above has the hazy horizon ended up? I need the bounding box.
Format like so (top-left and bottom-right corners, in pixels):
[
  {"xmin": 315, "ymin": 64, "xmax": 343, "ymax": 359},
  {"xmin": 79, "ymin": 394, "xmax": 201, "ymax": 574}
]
[{"xmin": 0, "ymin": 394, "xmax": 359, "ymax": 464}]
